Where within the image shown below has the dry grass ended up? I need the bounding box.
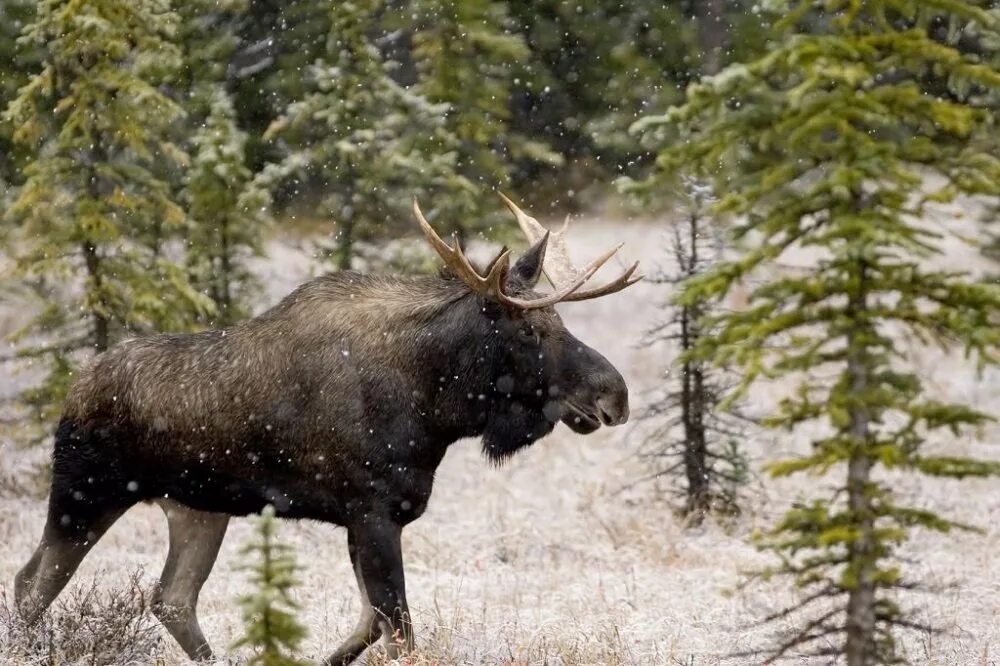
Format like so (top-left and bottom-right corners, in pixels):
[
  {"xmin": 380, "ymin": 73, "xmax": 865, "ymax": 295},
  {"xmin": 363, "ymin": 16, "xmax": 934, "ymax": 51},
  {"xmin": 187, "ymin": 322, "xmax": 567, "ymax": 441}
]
[
  {"xmin": 0, "ymin": 213, "xmax": 998, "ymax": 665},
  {"xmin": 0, "ymin": 570, "xmax": 163, "ymax": 665}
]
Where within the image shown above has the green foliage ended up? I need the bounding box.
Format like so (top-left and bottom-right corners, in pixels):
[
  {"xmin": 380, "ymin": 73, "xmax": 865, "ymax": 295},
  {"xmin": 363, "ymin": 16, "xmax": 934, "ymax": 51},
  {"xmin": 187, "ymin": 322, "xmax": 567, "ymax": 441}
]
[
  {"xmin": 506, "ymin": 0, "xmax": 768, "ymax": 180},
  {"xmin": 398, "ymin": 0, "xmax": 560, "ymax": 231},
  {"xmin": 0, "ymin": 0, "xmax": 38, "ymax": 192},
  {"xmin": 175, "ymin": 0, "xmax": 245, "ymax": 111},
  {"xmin": 635, "ymin": 0, "xmax": 1000, "ymax": 662},
  {"xmin": 1, "ymin": 0, "xmax": 214, "ymax": 440},
  {"xmin": 232, "ymin": 1, "xmax": 771, "ymax": 200},
  {"xmin": 178, "ymin": 0, "xmax": 269, "ymax": 326},
  {"xmin": 232, "ymin": 0, "xmax": 332, "ymax": 166},
  {"xmin": 262, "ymin": 0, "xmax": 459, "ymax": 270},
  {"xmin": 184, "ymin": 87, "xmax": 268, "ymax": 325},
  {"xmin": 233, "ymin": 505, "xmax": 308, "ymax": 666}
]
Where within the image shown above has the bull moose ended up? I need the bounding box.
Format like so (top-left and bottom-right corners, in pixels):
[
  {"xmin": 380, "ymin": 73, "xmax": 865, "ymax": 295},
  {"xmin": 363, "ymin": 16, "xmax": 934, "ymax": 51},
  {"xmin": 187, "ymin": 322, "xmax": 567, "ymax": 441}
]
[{"xmin": 15, "ymin": 195, "xmax": 641, "ymax": 664}]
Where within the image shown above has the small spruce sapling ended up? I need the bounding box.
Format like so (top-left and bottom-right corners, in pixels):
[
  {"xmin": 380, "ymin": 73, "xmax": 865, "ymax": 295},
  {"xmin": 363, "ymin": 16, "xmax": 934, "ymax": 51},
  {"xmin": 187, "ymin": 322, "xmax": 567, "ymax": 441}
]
[{"xmin": 233, "ymin": 505, "xmax": 308, "ymax": 666}]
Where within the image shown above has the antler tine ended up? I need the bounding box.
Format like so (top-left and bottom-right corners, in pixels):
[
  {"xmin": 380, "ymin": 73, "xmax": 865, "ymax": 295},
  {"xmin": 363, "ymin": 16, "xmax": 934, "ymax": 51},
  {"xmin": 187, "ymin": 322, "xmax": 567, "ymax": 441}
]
[
  {"xmin": 561, "ymin": 261, "xmax": 644, "ymax": 302},
  {"xmin": 498, "ymin": 191, "xmax": 546, "ymax": 242},
  {"xmin": 498, "ymin": 243, "xmax": 623, "ymax": 310},
  {"xmin": 413, "ymin": 198, "xmax": 455, "ymax": 260},
  {"xmin": 482, "ymin": 248, "xmax": 511, "ymax": 294},
  {"xmin": 451, "ymin": 238, "xmax": 486, "ymax": 285},
  {"xmin": 413, "ymin": 198, "xmax": 511, "ymax": 298},
  {"xmin": 499, "ymin": 192, "xmax": 579, "ymax": 287}
]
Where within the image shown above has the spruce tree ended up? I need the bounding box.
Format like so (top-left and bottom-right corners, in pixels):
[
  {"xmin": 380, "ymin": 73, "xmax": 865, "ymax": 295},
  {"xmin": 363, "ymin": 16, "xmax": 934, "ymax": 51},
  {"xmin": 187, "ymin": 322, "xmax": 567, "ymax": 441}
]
[
  {"xmin": 2, "ymin": 0, "xmax": 213, "ymax": 436},
  {"xmin": 231, "ymin": 0, "xmax": 332, "ymax": 166},
  {"xmin": 635, "ymin": 1, "xmax": 1000, "ymax": 662},
  {"xmin": 263, "ymin": 0, "xmax": 457, "ymax": 271},
  {"xmin": 638, "ymin": 181, "xmax": 749, "ymax": 524},
  {"xmin": 178, "ymin": 0, "xmax": 269, "ymax": 326},
  {"xmin": 233, "ymin": 505, "xmax": 308, "ymax": 666},
  {"xmin": 400, "ymin": 0, "xmax": 559, "ymax": 234},
  {"xmin": 184, "ymin": 88, "xmax": 268, "ymax": 326},
  {"xmin": 176, "ymin": 0, "xmax": 244, "ymax": 116},
  {"xmin": 0, "ymin": 0, "xmax": 37, "ymax": 194}
]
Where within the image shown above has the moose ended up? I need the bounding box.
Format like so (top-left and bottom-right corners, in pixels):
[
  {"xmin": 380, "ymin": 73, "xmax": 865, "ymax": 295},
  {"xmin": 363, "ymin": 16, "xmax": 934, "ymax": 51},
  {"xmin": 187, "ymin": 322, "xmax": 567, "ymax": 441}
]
[{"xmin": 14, "ymin": 195, "xmax": 641, "ymax": 664}]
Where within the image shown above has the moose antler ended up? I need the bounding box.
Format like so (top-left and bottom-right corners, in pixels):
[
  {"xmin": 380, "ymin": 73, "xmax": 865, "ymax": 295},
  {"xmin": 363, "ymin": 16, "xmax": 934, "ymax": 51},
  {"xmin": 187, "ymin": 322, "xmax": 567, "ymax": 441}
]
[
  {"xmin": 498, "ymin": 193, "xmax": 643, "ymax": 301},
  {"xmin": 413, "ymin": 199, "xmax": 621, "ymax": 310}
]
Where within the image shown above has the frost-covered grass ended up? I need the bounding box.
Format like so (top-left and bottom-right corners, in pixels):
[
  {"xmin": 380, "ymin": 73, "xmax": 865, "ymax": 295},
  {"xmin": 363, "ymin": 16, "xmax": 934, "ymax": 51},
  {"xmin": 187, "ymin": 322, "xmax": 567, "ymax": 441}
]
[
  {"xmin": 0, "ymin": 569, "xmax": 162, "ymax": 665},
  {"xmin": 0, "ymin": 213, "xmax": 998, "ymax": 664}
]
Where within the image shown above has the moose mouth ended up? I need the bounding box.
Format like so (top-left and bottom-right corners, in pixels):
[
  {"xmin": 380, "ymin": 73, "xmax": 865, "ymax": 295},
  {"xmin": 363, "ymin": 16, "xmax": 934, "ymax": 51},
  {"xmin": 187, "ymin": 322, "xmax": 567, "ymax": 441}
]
[{"xmin": 561, "ymin": 401, "xmax": 602, "ymax": 434}]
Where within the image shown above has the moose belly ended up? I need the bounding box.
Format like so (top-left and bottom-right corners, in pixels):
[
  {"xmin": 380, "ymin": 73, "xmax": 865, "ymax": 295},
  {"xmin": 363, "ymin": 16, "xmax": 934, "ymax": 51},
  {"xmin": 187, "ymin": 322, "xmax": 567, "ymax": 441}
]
[
  {"xmin": 151, "ymin": 465, "xmax": 351, "ymax": 523},
  {"xmin": 118, "ymin": 423, "xmax": 355, "ymax": 523}
]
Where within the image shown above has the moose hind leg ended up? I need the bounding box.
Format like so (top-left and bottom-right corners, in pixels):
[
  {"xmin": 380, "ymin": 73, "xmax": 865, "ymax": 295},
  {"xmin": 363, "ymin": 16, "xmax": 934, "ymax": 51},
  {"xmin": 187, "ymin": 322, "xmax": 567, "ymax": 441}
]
[
  {"xmin": 16, "ymin": 503, "xmax": 127, "ymax": 624},
  {"xmin": 13, "ymin": 546, "xmax": 43, "ymax": 604},
  {"xmin": 152, "ymin": 499, "xmax": 229, "ymax": 662},
  {"xmin": 18, "ymin": 416, "xmax": 140, "ymax": 622}
]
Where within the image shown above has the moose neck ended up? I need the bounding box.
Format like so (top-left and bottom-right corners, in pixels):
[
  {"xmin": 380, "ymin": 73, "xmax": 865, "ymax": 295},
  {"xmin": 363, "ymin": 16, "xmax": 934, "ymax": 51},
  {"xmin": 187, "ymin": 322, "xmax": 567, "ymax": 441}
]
[
  {"xmin": 270, "ymin": 272, "xmax": 554, "ymax": 461},
  {"xmin": 409, "ymin": 291, "xmax": 557, "ymax": 463},
  {"xmin": 405, "ymin": 291, "xmax": 504, "ymax": 444}
]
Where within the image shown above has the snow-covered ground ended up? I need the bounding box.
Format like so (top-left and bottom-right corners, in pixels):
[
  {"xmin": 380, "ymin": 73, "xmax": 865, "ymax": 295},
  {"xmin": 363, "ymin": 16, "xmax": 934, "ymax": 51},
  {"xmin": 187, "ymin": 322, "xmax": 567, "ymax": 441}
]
[{"xmin": 0, "ymin": 208, "xmax": 998, "ymax": 665}]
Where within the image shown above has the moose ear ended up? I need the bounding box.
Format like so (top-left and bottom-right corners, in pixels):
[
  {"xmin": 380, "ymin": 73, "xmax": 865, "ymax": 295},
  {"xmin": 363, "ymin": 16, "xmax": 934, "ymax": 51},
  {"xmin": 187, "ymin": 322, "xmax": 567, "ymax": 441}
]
[
  {"xmin": 483, "ymin": 245, "xmax": 510, "ymax": 275},
  {"xmin": 507, "ymin": 232, "xmax": 548, "ymax": 288}
]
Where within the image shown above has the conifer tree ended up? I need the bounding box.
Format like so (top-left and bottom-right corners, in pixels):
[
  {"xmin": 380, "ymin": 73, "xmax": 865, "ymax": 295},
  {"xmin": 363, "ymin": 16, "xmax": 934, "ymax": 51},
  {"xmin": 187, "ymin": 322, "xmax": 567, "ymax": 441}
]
[
  {"xmin": 635, "ymin": 1, "xmax": 1000, "ymax": 662},
  {"xmin": 184, "ymin": 88, "xmax": 268, "ymax": 326},
  {"xmin": 178, "ymin": 0, "xmax": 268, "ymax": 326},
  {"xmin": 176, "ymin": 0, "xmax": 243, "ymax": 116},
  {"xmin": 233, "ymin": 505, "xmax": 308, "ymax": 666},
  {"xmin": 400, "ymin": 0, "xmax": 560, "ymax": 234},
  {"xmin": 232, "ymin": 0, "xmax": 332, "ymax": 164},
  {"xmin": 638, "ymin": 181, "xmax": 749, "ymax": 523},
  {"xmin": 0, "ymin": 0, "xmax": 36, "ymax": 194},
  {"xmin": 2, "ymin": 0, "xmax": 213, "ymax": 435},
  {"xmin": 263, "ymin": 0, "xmax": 457, "ymax": 271}
]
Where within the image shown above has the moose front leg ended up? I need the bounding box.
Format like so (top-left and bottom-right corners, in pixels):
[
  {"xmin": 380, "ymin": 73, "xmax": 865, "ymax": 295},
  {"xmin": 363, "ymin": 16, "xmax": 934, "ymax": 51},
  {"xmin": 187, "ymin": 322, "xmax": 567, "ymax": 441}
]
[{"xmin": 325, "ymin": 519, "xmax": 412, "ymax": 665}]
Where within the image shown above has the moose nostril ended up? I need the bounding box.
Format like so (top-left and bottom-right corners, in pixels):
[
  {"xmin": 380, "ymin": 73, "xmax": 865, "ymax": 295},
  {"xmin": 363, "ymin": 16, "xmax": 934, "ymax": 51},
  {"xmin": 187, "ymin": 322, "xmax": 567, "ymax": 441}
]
[
  {"xmin": 597, "ymin": 407, "xmax": 613, "ymax": 425},
  {"xmin": 596, "ymin": 394, "xmax": 629, "ymax": 425}
]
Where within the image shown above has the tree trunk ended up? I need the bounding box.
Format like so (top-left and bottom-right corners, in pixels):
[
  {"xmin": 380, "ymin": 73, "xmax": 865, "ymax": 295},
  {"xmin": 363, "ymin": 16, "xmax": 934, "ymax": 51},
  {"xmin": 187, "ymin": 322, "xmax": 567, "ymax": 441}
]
[
  {"xmin": 681, "ymin": 210, "xmax": 710, "ymax": 521},
  {"xmin": 83, "ymin": 146, "xmax": 110, "ymax": 352},
  {"xmin": 219, "ymin": 217, "xmax": 233, "ymax": 324},
  {"xmin": 338, "ymin": 216, "xmax": 355, "ymax": 271},
  {"xmin": 845, "ymin": 261, "xmax": 874, "ymax": 666},
  {"xmin": 82, "ymin": 240, "xmax": 110, "ymax": 352},
  {"xmin": 683, "ymin": 350, "xmax": 710, "ymax": 521}
]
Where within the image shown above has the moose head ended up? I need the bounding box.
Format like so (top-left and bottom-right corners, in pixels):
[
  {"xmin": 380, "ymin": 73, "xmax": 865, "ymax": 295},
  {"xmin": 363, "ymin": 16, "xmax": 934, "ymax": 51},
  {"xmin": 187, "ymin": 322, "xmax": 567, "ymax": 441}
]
[{"xmin": 413, "ymin": 194, "xmax": 642, "ymax": 461}]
